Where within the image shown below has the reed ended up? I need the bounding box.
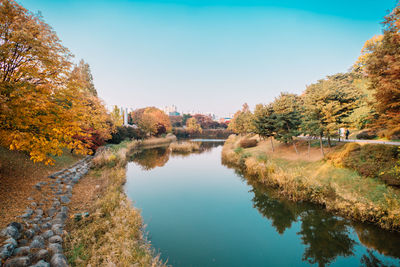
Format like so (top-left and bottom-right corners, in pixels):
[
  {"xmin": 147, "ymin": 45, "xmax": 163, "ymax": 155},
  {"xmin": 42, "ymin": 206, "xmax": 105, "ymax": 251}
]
[{"xmin": 169, "ymin": 142, "xmax": 200, "ymax": 153}]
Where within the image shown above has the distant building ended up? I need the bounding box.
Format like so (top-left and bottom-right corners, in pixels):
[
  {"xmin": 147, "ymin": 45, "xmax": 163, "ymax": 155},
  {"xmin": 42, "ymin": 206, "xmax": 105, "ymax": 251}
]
[
  {"xmin": 219, "ymin": 117, "xmax": 232, "ymax": 124},
  {"xmin": 163, "ymin": 105, "xmax": 180, "ymax": 116}
]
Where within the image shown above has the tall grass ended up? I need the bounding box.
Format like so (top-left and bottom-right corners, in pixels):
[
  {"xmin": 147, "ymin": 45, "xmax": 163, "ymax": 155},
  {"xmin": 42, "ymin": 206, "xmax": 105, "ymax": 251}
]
[
  {"xmin": 221, "ymin": 134, "xmax": 400, "ymax": 231},
  {"xmin": 169, "ymin": 142, "xmax": 200, "ymax": 153},
  {"xmin": 65, "ymin": 138, "xmax": 168, "ymax": 266}
]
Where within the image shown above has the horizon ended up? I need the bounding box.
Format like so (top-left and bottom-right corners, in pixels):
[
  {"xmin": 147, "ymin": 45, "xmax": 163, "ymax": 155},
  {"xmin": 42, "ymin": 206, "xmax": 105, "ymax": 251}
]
[{"xmin": 18, "ymin": 0, "xmax": 397, "ymax": 116}]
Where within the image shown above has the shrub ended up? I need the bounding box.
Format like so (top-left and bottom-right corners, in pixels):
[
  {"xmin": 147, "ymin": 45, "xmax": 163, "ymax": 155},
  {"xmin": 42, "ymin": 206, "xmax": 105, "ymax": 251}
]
[
  {"xmin": 239, "ymin": 138, "xmax": 258, "ymax": 148},
  {"xmin": 356, "ymin": 130, "xmax": 377, "ymax": 140},
  {"xmin": 108, "ymin": 126, "xmax": 145, "ymax": 144}
]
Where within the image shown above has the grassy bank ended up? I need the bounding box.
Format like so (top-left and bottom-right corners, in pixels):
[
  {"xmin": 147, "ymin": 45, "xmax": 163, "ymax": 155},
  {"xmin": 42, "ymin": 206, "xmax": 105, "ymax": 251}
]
[
  {"xmin": 222, "ymin": 135, "xmax": 400, "ymax": 231},
  {"xmin": 64, "ymin": 137, "xmax": 173, "ymax": 266}
]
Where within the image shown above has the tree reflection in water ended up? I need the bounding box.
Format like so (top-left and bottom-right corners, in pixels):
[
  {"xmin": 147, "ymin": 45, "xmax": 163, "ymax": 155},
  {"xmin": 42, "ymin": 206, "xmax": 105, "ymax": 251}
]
[
  {"xmin": 252, "ymin": 185, "xmax": 356, "ymax": 267},
  {"xmin": 130, "ymin": 140, "xmax": 225, "ymax": 170},
  {"xmin": 130, "ymin": 146, "xmax": 170, "ymax": 170}
]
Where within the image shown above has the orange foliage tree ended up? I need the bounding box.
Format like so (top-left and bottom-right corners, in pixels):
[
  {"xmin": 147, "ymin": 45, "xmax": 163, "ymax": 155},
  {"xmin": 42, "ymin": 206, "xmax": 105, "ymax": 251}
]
[
  {"xmin": 130, "ymin": 107, "xmax": 171, "ymax": 136},
  {"xmin": 0, "ymin": 0, "xmax": 111, "ymax": 164}
]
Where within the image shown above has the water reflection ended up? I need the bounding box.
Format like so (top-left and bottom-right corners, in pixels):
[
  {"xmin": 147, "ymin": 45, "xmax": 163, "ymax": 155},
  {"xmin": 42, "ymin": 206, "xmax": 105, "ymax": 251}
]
[
  {"xmin": 130, "ymin": 146, "xmax": 170, "ymax": 170},
  {"xmin": 128, "ymin": 143, "xmax": 400, "ymax": 267},
  {"xmin": 231, "ymin": 167, "xmax": 400, "ymax": 267},
  {"xmin": 130, "ymin": 140, "xmax": 225, "ymax": 169}
]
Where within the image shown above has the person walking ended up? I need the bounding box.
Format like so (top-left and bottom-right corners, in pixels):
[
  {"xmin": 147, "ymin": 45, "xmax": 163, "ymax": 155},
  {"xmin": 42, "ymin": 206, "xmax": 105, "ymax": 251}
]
[{"xmin": 345, "ymin": 129, "xmax": 350, "ymax": 140}]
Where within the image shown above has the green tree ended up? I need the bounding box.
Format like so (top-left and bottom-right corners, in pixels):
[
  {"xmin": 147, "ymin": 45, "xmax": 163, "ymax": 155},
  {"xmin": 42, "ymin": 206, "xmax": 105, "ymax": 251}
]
[
  {"xmin": 253, "ymin": 103, "xmax": 277, "ymax": 151},
  {"xmin": 272, "ymin": 93, "xmax": 302, "ymax": 154}
]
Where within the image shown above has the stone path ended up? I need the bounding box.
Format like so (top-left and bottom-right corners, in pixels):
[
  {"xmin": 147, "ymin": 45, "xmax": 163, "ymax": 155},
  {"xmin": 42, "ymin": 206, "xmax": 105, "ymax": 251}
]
[{"xmin": 0, "ymin": 156, "xmax": 92, "ymax": 267}]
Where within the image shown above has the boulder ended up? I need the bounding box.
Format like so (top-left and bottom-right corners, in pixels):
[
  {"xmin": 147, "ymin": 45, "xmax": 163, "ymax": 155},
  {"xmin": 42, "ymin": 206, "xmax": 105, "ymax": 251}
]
[{"xmin": 50, "ymin": 253, "xmax": 67, "ymax": 267}]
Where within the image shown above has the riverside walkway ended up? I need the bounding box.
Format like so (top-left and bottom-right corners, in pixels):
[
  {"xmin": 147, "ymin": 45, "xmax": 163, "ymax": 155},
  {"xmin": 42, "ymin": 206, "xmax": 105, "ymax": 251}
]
[{"xmin": 298, "ymin": 136, "xmax": 400, "ymax": 146}]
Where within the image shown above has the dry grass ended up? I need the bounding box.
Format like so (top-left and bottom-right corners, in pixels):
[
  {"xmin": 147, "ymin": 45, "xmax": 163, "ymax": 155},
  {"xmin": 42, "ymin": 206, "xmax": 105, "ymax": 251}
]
[
  {"xmin": 65, "ymin": 138, "xmax": 168, "ymax": 266},
  {"xmin": 222, "ymin": 134, "xmax": 400, "ymax": 231},
  {"xmin": 169, "ymin": 142, "xmax": 200, "ymax": 153}
]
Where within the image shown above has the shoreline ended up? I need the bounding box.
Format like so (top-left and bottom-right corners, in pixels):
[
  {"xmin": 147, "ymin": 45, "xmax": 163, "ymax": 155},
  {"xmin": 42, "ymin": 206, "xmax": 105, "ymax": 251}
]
[
  {"xmin": 64, "ymin": 136, "xmax": 176, "ymax": 266},
  {"xmin": 221, "ymin": 135, "xmax": 400, "ymax": 232}
]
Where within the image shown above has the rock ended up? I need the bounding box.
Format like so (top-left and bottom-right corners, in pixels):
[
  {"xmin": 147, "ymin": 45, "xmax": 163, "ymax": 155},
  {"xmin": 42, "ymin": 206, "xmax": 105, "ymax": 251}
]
[
  {"xmin": 47, "ymin": 243, "xmax": 62, "ymax": 256},
  {"xmin": 51, "ymin": 225, "xmax": 63, "ymax": 236},
  {"xmin": 1, "ymin": 225, "xmax": 20, "ymax": 239},
  {"xmin": 30, "ymin": 202, "xmax": 37, "ymax": 208},
  {"xmin": 54, "ymin": 212, "xmax": 67, "ymax": 223},
  {"xmin": 30, "ymin": 236, "xmax": 45, "ymax": 249},
  {"xmin": 27, "ymin": 197, "xmax": 34, "ymax": 201},
  {"xmin": 8, "ymin": 222, "xmax": 23, "ymax": 232},
  {"xmin": 33, "ymin": 249, "xmax": 49, "ymax": 262},
  {"xmin": 52, "ymin": 201, "xmax": 60, "ymax": 207},
  {"xmin": 41, "ymin": 230, "xmax": 54, "ymax": 239},
  {"xmin": 4, "ymin": 238, "xmax": 17, "ymax": 247},
  {"xmin": 40, "ymin": 222, "xmax": 52, "ymax": 231},
  {"xmin": 31, "ymin": 224, "xmax": 40, "ymax": 233},
  {"xmin": 13, "ymin": 246, "xmax": 30, "ymax": 256},
  {"xmin": 59, "ymin": 196, "xmax": 70, "ymax": 204},
  {"xmin": 60, "ymin": 206, "xmax": 68, "ymax": 214},
  {"xmin": 34, "ymin": 183, "xmax": 42, "ymax": 190},
  {"xmin": 29, "ymin": 260, "xmax": 50, "ymax": 267},
  {"xmin": 36, "ymin": 209, "xmax": 43, "ymax": 217},
  {"xmin": 0, "ymin": 243, "xmax": 15, "ymax": 260},
  {"xmin": 48, "ymin": 235, "xmax": 62, "ymax": 244},
  {"xmin": 46, "ymin": 208, "xmax": 57, "ymax": 217},
  {"xmin": 50, "ymin": 254, "xmax": 67, "ymax": 267},
  {"xmin": 18, "ymin": 239, "xmax": 28, "ymax": 246},
  {"xmin": 21, "ymin": 209, "xmax": 34, "ymax": 219},
  {"xmin": 4, "ymin": 256, "xmax": 30, "ymax": 267}
]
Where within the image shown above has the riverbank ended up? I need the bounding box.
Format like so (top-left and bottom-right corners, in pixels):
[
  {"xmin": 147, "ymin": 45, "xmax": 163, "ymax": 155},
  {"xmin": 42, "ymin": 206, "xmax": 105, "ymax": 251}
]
[
  {"xmin": 221, "ymin": 135, "xmax": 400, "ymax": 231},
  {"xmin": 64, "ymin": 136, "xmax": 175, "ymax": 266}
]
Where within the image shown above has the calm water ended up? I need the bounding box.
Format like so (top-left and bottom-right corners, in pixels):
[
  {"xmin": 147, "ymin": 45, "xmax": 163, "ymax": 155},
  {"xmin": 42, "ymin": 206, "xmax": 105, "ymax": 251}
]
[{"xmin": 125, "ymin": 141, "xmax": 400, "ymax": 267}]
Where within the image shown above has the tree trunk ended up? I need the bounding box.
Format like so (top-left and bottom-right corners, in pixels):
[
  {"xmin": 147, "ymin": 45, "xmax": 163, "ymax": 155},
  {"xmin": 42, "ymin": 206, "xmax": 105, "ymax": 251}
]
[
  {"xmin": 319, "ymin": 135, "xmax": 325, "ymax": 157},
  {"xmin": 270, "ymin": 136, "xmax": 275, "ymax": 152},
  {"xmin": 327, "ymin": 134, "xmax": 331, "ymax": 148},
  {"xmin": 293, "ymin": 140, "xmax": 299, "ymax": 155}
]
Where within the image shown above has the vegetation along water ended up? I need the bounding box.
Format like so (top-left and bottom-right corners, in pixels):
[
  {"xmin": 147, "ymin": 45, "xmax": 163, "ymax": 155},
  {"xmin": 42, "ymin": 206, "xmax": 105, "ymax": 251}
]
[{"xmin": 125, "ymin": 141, "xmax": 400, "ymax": 267}]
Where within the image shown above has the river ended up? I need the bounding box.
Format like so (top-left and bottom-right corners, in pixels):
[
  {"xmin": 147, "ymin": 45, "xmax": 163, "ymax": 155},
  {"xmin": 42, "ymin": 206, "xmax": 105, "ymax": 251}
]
[{"xmin": 125, "ymin": 140, "xmax": 400, "ymax": 267}]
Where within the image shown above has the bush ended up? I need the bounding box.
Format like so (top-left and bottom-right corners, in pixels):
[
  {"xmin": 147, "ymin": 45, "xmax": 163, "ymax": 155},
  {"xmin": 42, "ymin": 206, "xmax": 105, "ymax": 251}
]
[
  {"xmin": 108, "ymin": 126, "xmax": 145, "ymax": 144},
  {"xmin": 356, "ymin": 130, "xmax": 377, "ymax": 140},
  {"xmin": 239, "ymin": 138, "xmax": 258, "ymax": 148}
]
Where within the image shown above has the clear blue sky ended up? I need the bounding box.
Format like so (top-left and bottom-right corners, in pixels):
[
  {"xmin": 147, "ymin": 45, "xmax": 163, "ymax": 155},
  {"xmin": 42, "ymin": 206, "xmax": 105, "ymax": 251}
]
[{"xmin": 19, "ymin": 0, "xmax": 398, "ymax": 116}]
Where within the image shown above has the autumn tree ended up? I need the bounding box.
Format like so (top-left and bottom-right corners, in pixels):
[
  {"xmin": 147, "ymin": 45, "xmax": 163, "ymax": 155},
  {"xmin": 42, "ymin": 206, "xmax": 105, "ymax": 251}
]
[
  {"xmin": 364, "ymin": 4, "xmax": 400, "ymax": 138},
  {"xmin": 110, "ymin": 105, "xmax": 123, "ymax": 127},
  {"xmin": 186, "ymin": 117, "xmax": 202, "ymax": 134},
  {"xmin": 253, "ymin": 103, "xmax": 277, "ymax": 151},
  {"xmin": 228, "ymin": 103, "xmax": 255, "ymax": 135},
  {"xmin": 65, "ymin": 60, "xmax": 112, "ymax": 151},
  {"xmin": 0, "ymin": 0, "xmax": 79, "ymax": 164},
  {"xmin": 130, "ymin": 107, "xmax": 171, "ymax": 136},
  {"xmin": 302, "ymin": 73, "xmax": 359, "ymax": 148},
  {"xmin": 0, "ymin": 1, "xmax": 112, "ymax": 163}
]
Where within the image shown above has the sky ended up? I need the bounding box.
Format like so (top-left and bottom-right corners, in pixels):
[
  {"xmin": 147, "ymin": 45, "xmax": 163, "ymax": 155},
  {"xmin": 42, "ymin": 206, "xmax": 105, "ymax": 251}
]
[{"xmin": 19, "ymin": 0, "xmax": 398, "ymax": 116}]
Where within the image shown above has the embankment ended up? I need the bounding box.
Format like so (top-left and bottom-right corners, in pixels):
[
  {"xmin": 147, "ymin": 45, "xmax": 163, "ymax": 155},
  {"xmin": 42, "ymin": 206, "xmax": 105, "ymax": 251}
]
[
  {"xmin": 64, "ymin": 136, "xmax": 176, "ymax": 266},
  {"xmin": 222, "ymin": 135, "xmax": 400, "ymax": 231}
]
